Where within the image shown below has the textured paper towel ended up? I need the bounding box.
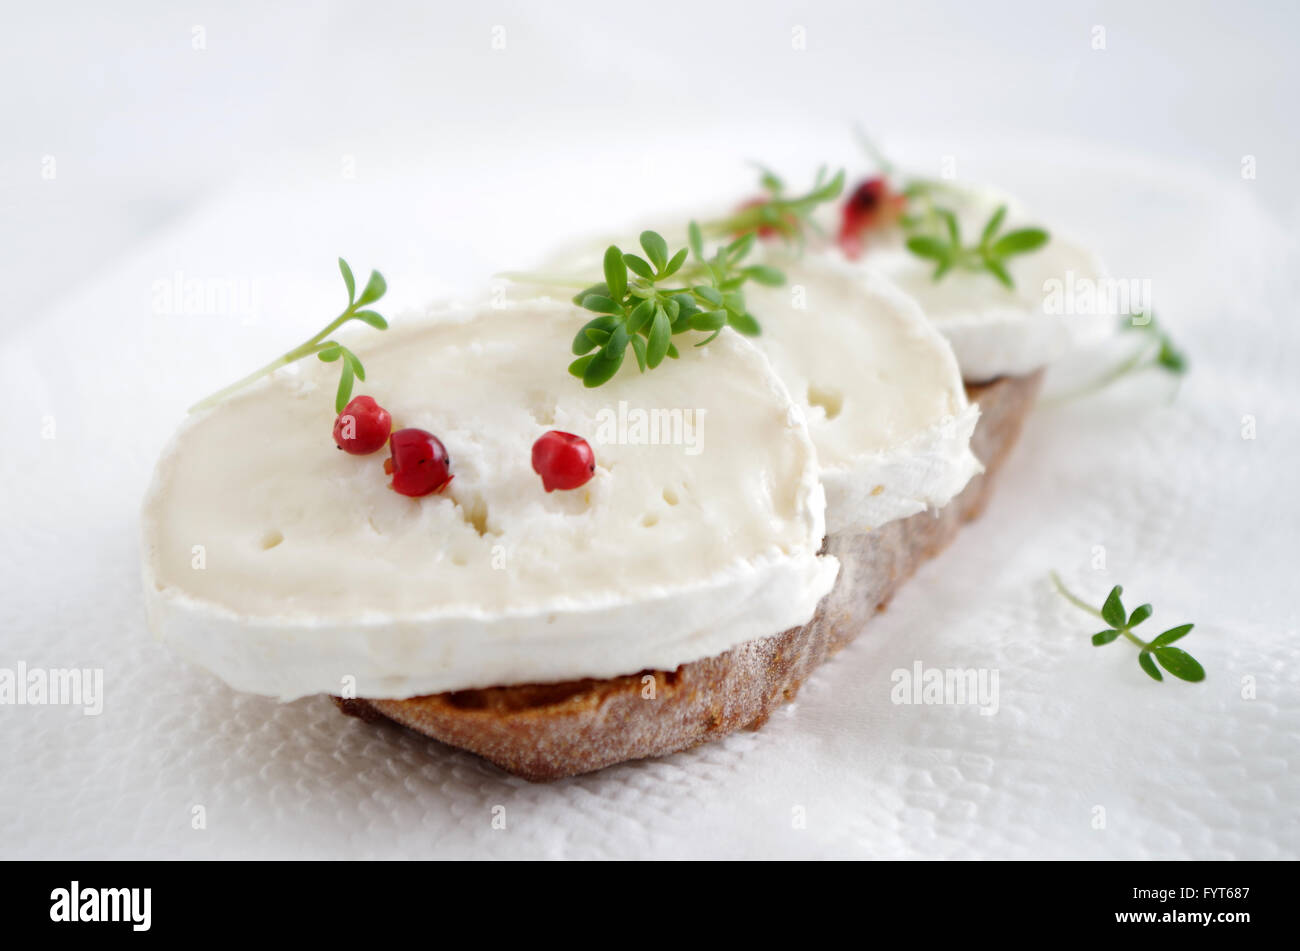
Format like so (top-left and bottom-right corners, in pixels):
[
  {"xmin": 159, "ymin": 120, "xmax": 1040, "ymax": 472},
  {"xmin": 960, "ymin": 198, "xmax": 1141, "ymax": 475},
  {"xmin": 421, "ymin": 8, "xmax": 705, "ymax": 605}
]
[{"xmin": 1, "ymin": 140, "xmax": 1296, "ymax": 859}]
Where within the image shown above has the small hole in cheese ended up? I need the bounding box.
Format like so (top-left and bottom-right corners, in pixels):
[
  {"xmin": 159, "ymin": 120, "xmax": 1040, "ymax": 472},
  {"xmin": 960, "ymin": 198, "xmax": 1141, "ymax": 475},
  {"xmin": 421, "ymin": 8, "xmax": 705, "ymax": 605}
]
[{"xmin": 806, "ymin": 384, "xmax": 844, "ymax": 421}]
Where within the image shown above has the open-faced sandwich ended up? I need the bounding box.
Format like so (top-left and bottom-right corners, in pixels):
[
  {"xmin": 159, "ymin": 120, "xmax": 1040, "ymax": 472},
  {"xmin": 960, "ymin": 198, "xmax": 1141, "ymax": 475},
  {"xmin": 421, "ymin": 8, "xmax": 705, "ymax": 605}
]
[{"xmin": 142, "ymin": 158, "xmax": 1107, "ymax": 780}]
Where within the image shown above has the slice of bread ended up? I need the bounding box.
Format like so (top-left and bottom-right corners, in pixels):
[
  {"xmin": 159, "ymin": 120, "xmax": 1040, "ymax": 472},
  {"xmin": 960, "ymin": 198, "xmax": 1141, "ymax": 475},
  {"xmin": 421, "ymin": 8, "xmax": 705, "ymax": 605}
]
[{"xmin": 335, "ymin": 371, "xmax": 1043, "ymax": 780}]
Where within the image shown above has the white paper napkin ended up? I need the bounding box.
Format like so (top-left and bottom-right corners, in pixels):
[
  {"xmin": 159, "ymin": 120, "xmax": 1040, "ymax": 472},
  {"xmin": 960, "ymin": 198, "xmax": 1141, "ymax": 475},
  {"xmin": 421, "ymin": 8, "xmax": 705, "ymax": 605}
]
[{"xmin": 1, "ymin": 140, "xmax": 1296, "ymax": 859}]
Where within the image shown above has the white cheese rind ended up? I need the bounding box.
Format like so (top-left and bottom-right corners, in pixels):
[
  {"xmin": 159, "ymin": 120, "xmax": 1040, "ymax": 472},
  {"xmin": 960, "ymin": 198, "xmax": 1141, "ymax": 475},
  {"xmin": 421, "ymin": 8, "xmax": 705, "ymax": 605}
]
[
  {"xmin": 144, "ymin": 547, "xmax": 837, "ymax": 701},
  {"xmin": 819, "ymin": 404, "xmax": 979, "ymax": 534},
  {"xmin": 142, "ymin": 303, "xmax": 838, "ymax": 700}
]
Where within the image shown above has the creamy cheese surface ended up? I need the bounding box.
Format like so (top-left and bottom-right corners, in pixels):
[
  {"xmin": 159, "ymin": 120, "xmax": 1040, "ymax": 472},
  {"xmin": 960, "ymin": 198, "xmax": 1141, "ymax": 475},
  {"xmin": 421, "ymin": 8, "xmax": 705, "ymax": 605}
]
[
  {"xmin": 534, "ymin": 242, "xmax": 982, "ymax": 535},
  {"xmin": 743, "ymin": 253, "xmax": 981, "ymax": 534},
  {"xmin": 142, "ymin": 302, "xmax": 838, "ymax": 700},
  {"xmin": 843, "ymin": 184, "xmax": 1114, "ymax": 381}
]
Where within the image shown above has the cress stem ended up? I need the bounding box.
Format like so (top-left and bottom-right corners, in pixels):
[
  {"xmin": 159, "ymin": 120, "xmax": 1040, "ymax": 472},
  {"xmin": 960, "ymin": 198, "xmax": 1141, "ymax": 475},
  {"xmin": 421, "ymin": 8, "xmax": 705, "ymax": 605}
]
[
  {"xmin": 1052, "ymin": 573, "xmax": 1154, "ymax": 649},
  {"xmin": 1037, "ymin": 340, "xmax": 1160, "ymax": 410},
  {"xmin": 1050, "ymin": 572, "xmax": 1105, "ymax": 620},
  {"xmin": 1120, "ymin": 629, "xmax": 1151, "ymax": 651},
  {"xmin": 187, "ymin": 317, "xmax": 349, "ymax": 414}
]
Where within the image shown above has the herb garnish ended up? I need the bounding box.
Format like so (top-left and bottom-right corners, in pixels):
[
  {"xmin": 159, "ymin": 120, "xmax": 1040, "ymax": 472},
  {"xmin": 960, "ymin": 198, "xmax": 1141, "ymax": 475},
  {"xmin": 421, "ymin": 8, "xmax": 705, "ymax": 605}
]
[
  {"xmin": 1108, "ymin": 313, "xmax": 1187, "ymax": 378},
  {"xmin": 903, "ymin": 202, "xmax": 1049, "ymax": 289},
  {"xmin": 703, "ymin": 167, "xmax": 846, "ymax": 246},
  {"xmin": 567, "ymin": 227, "xmax": 781, "ymax": 387},
  {"xmin": 1042, "ymin": 312, "xmax": 1187, "ymax": 405},
  {"xmin": 1052, "ymin": 573, "xmax": 1205, "ymax": 682},
  {"xmin": 189, "ymin": 258, "xmax": 389, "ymax": 414},
  {"xmin": 847, "ymin": 131, "xmax": 1052, "ymax": 285}
]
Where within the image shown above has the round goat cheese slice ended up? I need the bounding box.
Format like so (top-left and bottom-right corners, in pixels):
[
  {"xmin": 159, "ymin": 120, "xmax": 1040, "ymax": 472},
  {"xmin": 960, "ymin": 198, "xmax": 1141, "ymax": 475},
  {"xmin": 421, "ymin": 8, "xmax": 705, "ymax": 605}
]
[
  {"xmin": 531, "ymin": 239, "xmax": 983, "ymax": 536},
  {"xmin": 142, "ymin": 302, "xmax": 838, "ymax": 700},
  {"xmin": 846, "ymin": 184, "xmax": 1115, "ymax": 382},
  {"xmin": 743, "ymin": 253, "xmax": 982, "ymax": 534}
]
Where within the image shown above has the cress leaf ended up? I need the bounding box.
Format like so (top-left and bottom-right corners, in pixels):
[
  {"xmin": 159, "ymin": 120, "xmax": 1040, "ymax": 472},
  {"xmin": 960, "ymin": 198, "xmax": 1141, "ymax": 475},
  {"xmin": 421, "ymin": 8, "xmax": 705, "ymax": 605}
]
[
  {"xmin": 743, "ymin": 265, "xmax": 785, "ymax": 287},
  {"xmin": 991, "ymin": 229, "xmax": 1049, "ymax": 257},
  {"xmin": 640, "ymin": 231, "xmax": 669, "ymax": 272},
  {"xmin": 1128, "ymin": 604, "xmax": 1153, "ymax": 628},
  {"xmin": 339, "ymin": 258, "xmax": 356, "ymax": 304},
  {"xmin": 603, "ymin": 245, "xmax": 628, "ymax": 300},
  {"xmin": 582, "ymin": 345, "xmax": 624, "ymax": 388},
  {"xmin": 906, "ymin": 236, "xmax": 949, "ymax": 261},
  {"xmin": 688, "ymin": 221, "xmax": 705, "ymax": 261},
  {"xmin": 347, "ymin": 350, "xmax": 366, "ymax": 382},
  {"xmin": 581, "ymin": 294, "xmax": 622, "ymax": 315},
  {"xmin": 980, "ymin": 206, "xmax": 1007, "ymax": 245},
  {"xmin": 335, "ymin": 358, "xmax": 355, "ymax": 413},
  {"xmin": 1138, "ymin": 651, "xmax": 1164, "ymax": 682},
  {"xmin": 661, "ymin": 247, "xmax": 689, "ymax": 279},
  {"xmin": 1153, "ymin": 647, "xmax": 1206, "ymax": 682},
  {"xmin": 728, "ymin": 311, "xmax": 761, "ymax": 336},
  {"xmin": 356, "ymin": 270, "xmax": 387, "ymax": 307},
  {"xmin": 689, "ymin": 310, "xmax": 728, "ymax": 332},
  {"xmin": 568, "ymin": 354, "xmax": 596, "ymax": 378},
  {"xmin": 623, "ymin": 253, "xmax": 655, "ymax": 280},
  {"xmin": 984, "ymin": 258, "xmax": 1013, "ymax": 289},
  {"xmin": 1101, "ymin": 586, "xmax": 1127, "ymax": 629},
  {"xmin": 573, "ymin": 316, "xmax": 619, "ymax": 355},
  {"xmin": 647, "ymin": 308, "xmax": 671, "ymax": 368},
  {"xmin": 629, "ymin": 334, "xmax": 647, "ymax": 372},
  {"xmin": 626, "ymin": 298, "xmax": 655, "ymax": 335},
  {"xmin": 1150, "ymin": 624, "xmax": 1194, "ymax": 647}
]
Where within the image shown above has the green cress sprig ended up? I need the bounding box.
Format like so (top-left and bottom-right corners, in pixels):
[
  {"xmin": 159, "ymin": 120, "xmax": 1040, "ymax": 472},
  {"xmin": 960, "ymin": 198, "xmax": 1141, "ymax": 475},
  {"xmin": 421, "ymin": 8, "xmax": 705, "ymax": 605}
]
[
  {"xmin": 903, "ymin": 201, "xmax": 1049, "ymax": 289},
  {"xmin": 850, "ymin": 130, "xmax": 1052, "ymax": 288},
  {"xmin": 1052, "ymin": 573, "xmax": 1205, "ymax": 683},
  {"xmin": 702, "ymin": 166, "xmax": 846, "ymax": 246},
  {"xmin": 1104, "ymin": 312, "xmax": 1188, "ymax": 379},
  {"xmin": 1041, "ymin": 312, "xmax": 1187, "ymax": 406},
  {"xmin": 189, "ymin": 258, "xmax": 389, "ymax": 414},
  {"xmin": 567, "ymin": 227, "xmax": 782, "ymax": 387}
]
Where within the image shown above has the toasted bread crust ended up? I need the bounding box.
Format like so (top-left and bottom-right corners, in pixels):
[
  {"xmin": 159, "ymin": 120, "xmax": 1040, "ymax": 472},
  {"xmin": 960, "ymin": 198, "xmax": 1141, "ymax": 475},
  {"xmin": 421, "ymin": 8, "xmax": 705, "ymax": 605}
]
[{"xmin": 335, "ymin": 372, "xmax": 1043, "ymax": 780}]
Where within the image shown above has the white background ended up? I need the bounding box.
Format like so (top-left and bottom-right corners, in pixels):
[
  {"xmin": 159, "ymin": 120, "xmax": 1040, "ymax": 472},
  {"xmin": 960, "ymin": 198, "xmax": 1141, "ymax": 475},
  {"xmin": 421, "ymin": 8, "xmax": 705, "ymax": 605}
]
[
  {"xmin": 1, "ymin": 1, "xmax": 1297, "ymax": 858},
  {"xmin": 5, "ymin": 0, "xmax": 1299, "ymax": 319}
]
